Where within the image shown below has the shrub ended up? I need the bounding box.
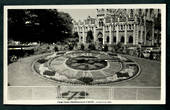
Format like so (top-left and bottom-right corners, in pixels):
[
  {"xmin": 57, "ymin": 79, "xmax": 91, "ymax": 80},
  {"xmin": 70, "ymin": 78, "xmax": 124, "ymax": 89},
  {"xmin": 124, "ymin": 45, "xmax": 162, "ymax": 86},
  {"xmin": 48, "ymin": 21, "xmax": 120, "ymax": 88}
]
[
  {"xmin": 116, "ymin": 72, "xmax": 129, "ymax": 78},
  {"xmin": 37, "ymin": 59, "xmax": 48, "ymax": 64},
  {"xmin": 43, "ymin": 70, "xmax": 56, "ymax": 76},
  {"xmin": 95, "ymin": 43, "xmax": 102, "ymax": 51},
  {"xmin": 122, "ymin": 46, "xmax": 128, "ymax": 54},
  {"xmin": 46, "ymin": 46, "xmax": 50, "ymax": 50},
  {"xmin": 80, "ymin": 44, "xmax": 85, "ymax": 50},
  {"xmin": 102, "ymin": 44, "xmax": 108, "ymax": 52},
  {"xmin": 114, "ymin": 42, "xmax": 123, "ymax": 52},
  {"xmin": 68, "ymin": 44, "xmax": 74, "ymax": 50},
  {"xmin": 54, "ymin": 46, "xmax": 58, "ymax": 52},
  {"xmin": 88, "ymin": 43, "xmax": 96, "ymax": 50},
  {"xmin": 78, "ymin": 77, "xmax": 93, "ymax": 84},
  {"xmin": 108, "ymin": 45, "xmax": 115, "ymax": 52},
  {"xmin": 73, "ymin": 43, "xmax": 78, "ymax": 50},
  {"xmin": 64, "ymin": 45, "xmax": 69, "ymax": 50}
]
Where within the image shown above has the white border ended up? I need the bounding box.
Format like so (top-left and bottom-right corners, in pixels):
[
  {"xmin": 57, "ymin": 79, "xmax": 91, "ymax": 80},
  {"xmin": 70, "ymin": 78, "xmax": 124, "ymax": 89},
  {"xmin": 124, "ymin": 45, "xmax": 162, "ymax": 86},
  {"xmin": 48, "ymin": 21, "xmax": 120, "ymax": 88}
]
[{"xmin": 3, "ymin": 4, "xmax": 166, "ymax": 105}]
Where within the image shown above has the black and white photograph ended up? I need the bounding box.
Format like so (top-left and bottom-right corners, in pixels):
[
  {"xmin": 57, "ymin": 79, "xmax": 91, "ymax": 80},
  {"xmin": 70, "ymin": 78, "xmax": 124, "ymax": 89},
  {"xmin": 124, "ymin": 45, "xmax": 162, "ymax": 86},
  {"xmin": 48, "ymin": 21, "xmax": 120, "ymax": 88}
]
[{"xmin": 4, "ymin": 4, "xmax": 166, "ymax": 104}]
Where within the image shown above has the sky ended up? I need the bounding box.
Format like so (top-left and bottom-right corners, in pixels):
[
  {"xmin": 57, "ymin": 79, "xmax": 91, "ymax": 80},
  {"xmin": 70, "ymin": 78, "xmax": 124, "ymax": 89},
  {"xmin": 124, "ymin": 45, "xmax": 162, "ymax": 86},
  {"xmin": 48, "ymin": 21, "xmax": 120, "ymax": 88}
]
[{"xmin": 58, "ymin": 9, "xmax": 96, "ymax": 21}]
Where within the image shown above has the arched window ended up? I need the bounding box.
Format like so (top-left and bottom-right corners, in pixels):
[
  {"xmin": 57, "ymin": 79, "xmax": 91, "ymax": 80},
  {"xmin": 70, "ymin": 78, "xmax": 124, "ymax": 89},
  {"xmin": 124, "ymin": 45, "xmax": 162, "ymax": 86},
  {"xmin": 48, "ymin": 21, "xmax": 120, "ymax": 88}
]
[
  {"xmin": 130, "ymin": 9, "xmax": 134, "ymax": 18},
  {"xmin": 146, "ymin": 32, "xmax": 151, "ymax": 40},
  {"xmin": 99, "ymin": 20, "xmax": 104, "ymax": 27},
  {"xmin": 120, "ymin": 36, "xmax": 124, "ymax": 43},
  {"xmin": 101, "ymin": 21, "xmax": 104, "ymax": 26},
  {"xmin": 107, "ymin": 36, "xmax": 110, "ymax": 43},
  {"xmin": 99, "ymin": 22, "xmax": 101, "ymax": 27},
  {"xmin": 121, "ymin": 25, "xmax": 123, "ymax": 30},
  {"xmin": 139, "ymin": 9, "xmax": 142, "ymax": 15},
  {"xmin": 113, "ymin": 36, "xmax": 116, "ymax": 43},
  {"xmin": 81, "ymin": 36, "xmax": 83, "ymax": 41},
  {"xmin": 129, "ymin": 36, "xmax": 133, "ymax": 43},
  {"xmin": 129, "ymin": 24, "xmax": 131, "ymax": 30},
  {"xmin": 97, "ymin": 32, "xmax": 103, "ymax": 44},
  {"xmin": 86, "ymin": 30, "xmax": 93, "ymax": 43}
]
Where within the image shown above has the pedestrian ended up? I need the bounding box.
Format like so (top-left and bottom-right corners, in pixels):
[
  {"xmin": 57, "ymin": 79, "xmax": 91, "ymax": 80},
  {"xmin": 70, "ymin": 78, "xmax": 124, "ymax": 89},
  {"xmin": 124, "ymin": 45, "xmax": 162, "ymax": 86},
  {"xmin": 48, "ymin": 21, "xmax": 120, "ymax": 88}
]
[{"xmin": 57, "ymin": 85, "xmax": 62, "ymax": 98}]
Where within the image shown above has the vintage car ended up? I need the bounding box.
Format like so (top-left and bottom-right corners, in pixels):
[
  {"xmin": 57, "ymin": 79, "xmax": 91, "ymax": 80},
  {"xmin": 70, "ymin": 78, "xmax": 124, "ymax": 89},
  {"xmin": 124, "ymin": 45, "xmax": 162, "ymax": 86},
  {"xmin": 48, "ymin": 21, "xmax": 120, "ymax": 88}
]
[{"xmin": 142, "ymin": 47, "xmax": 161, "ymax": 60}]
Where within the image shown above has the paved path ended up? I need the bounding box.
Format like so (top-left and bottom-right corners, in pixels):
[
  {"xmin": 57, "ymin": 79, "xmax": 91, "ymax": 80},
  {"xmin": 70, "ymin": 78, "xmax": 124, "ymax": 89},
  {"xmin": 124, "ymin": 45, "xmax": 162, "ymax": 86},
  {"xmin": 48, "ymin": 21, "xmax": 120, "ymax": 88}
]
[
  {"xmin": 8, "ymin": 53, "xmax": 56, "ymax": 86},
  {"xmin": 113, "ymin": 54, "xmax": 161, "ymax": 87},
  {"xmin": 7, "ymin": 53, "xmax": 162, "ymax": 101}
]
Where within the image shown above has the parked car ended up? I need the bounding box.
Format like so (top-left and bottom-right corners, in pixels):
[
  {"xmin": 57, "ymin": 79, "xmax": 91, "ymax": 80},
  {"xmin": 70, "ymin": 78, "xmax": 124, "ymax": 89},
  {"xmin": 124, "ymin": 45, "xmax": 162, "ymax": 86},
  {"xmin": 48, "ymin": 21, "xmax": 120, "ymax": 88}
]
[
  {"xmin": 144, "ymin": 47, "xmax": 153, "ymax": 53},
  {"xmin": 152, "ymin": 47, "xmax": 161, "ymax": 53},
  {"xmin": 142, "ymin": 51, "xmax": 150, "ymax": 58}
]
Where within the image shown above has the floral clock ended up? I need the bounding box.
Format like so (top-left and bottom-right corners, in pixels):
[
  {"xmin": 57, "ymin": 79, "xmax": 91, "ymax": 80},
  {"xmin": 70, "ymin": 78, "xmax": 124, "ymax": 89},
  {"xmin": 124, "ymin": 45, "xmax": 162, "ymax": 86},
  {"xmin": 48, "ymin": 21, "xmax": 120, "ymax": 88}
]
[{"xmin": 33, "ymin": 51, "xmax": 140, "ymax": 85}]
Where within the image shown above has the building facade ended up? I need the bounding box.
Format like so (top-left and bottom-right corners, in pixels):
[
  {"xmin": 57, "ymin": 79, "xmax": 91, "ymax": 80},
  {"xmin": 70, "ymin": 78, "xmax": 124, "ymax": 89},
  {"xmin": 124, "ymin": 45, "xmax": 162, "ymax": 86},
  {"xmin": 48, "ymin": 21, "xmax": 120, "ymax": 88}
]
[{"xmin": 73, "ymin": 9, "xmax": 161, "ymax": 46}]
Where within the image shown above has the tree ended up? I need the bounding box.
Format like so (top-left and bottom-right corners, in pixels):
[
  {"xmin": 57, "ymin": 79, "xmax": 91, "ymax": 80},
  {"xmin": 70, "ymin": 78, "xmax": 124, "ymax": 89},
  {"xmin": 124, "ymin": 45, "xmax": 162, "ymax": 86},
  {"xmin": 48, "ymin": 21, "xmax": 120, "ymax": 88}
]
[
  {"xmin": 73, "ymin": 32, "xmax": 79, "ymax": 42},
  {"xmin": 8, "ymin": 9, "xmax": 73, "ymax": 43},
  {"xmin": 8, "ymin": 10, "xmax": 28, "ymax": 41}
]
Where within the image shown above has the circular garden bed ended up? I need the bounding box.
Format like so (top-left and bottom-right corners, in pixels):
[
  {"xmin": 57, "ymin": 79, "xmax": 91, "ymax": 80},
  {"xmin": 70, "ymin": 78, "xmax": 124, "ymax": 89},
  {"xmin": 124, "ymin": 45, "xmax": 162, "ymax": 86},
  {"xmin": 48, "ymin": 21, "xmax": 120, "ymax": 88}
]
[{"xmin": 33, "ymin": 51, "xmax": 141, "ymax": 85}]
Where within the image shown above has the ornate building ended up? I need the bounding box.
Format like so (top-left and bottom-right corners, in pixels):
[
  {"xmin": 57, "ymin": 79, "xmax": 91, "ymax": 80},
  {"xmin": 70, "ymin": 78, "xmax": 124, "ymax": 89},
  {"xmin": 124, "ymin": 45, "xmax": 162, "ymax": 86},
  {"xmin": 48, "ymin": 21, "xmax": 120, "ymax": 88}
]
[{"xmin": 73, "ymin": 9, "xmax": 161, "ymax": 46}]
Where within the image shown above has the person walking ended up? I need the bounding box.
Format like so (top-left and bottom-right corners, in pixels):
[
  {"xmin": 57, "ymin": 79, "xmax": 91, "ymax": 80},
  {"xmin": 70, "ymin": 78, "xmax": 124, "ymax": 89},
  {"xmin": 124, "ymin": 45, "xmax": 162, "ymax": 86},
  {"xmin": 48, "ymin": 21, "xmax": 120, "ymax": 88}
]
[{"xmin": 56, "ymin": 85, "xmax": 62, "ymax": 99}]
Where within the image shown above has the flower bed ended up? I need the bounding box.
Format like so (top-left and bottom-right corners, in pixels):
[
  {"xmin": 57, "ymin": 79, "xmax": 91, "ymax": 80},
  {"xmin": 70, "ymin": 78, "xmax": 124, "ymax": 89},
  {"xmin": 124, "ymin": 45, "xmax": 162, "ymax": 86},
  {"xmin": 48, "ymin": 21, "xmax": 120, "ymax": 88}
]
[{"xmin": 65, "ymin": 56, "xmax": 108, "ymax": 70}]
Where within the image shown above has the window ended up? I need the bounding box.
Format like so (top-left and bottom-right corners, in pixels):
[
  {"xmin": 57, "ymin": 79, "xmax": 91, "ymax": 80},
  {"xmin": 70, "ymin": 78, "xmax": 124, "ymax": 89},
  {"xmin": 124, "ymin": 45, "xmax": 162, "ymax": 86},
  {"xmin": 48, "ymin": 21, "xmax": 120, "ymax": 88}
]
[
  {"xmin": 101, "ymin": 21, "xmax": 104, "ymax": 26},
  {"xmin": 120, "ymin": 36, "xmax": 124, "ymax": 43},
  {"xmin": 129, "ymin": 36, "xmax": 133, "ymax": 43},
  {"xmin": 139, "ymin": 9, "xmax": 142, "ymax": 15},
  {"xmin": 130, "ymin": 9, "xmax": 134, "ymax": 18},
  {"xmin": 107, "ymin": 36, "xmax": 110, "ymax": 43},
  {"xmin": 121, "ymin": 25, "xmax": 123, "ymax": 30},
  {"xmin": 113, "ymin": 36, "xmax": 116, "ymax": 43},
  {"xmin": 81, "ymin": 36, "xmax": 83, "ymax": 41},
  {"xmin": 129, "ymin": 24, "xmax": 131, "ymax": 30}
]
